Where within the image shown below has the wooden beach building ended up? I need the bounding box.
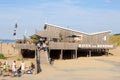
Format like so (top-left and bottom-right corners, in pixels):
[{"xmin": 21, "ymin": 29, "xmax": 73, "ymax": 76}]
[
  {"xmin": 35, "ymin": 23, "xmax": 114, "ymax": 59},
  {"xmin": 13, "ymin": 23, "xmax": 114, "ymax": 74}
]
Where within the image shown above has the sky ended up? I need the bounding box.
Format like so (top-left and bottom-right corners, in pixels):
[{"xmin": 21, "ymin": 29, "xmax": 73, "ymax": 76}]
[{"xmin": 0, "ymin": 0, "xmax": 120, "ymax": 39}]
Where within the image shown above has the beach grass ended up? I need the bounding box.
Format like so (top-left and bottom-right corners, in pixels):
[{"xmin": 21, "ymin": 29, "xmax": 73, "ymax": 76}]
[{"xmin": 110, "ymin": 34, "xmax": 120, "ymax": 46}]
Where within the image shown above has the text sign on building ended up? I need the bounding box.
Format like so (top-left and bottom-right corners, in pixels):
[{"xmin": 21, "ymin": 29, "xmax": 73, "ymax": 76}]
[{"xmin": 79, "ymin": 44, "xmax": 114, "ymax": 48}]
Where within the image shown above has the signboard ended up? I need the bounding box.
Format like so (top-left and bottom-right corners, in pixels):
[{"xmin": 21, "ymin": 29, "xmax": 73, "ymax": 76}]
[{"xmin": 79, "ymin": 44, "xmax": 114, "ymax": 49}]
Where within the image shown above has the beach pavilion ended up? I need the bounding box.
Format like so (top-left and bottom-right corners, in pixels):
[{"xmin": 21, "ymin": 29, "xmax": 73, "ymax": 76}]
[
  {"xmin": 35, "ymin": 23, "xmax": 114, "ymax": 59},
  {"xmin": 14, "ymin": 23, "xmax": 114, "ymax": 74}
]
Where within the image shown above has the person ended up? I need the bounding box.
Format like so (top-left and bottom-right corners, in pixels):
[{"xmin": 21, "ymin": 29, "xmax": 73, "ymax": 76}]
[
  {"xmin": 12, "ymin": 60, "xmax": 16, "ymax": 73},
  {"xmin": 5, "ymin": 58, "xmax": 8, "ymax": 66},
  {"xmin": 25, "ymin": 62, "xmax": 35, "ymax": 74},
  {"xmin": 5, "ymin": 58, "xmax": 9, "ymax": 69},
  {"xmin": 37, "ymin": 41, "xmax": 41, "ymax": 49},
  {"xmin": 29, "ymin": 62, "xmax": 35, "ymax": 71},
  {"xmin": 3, "ymin": 62, "xmax": 9, "ymax": 76},
  {"xmin": 42, "ymin": 41, "xmax": 47, "ymax": 51},
  {"xmin": 21, "ymin": 60, "xmax": 25, "ymax": 74},
  {"xmin": 3, "ymin": 62, "xmax": 7, "ymax": 72}
]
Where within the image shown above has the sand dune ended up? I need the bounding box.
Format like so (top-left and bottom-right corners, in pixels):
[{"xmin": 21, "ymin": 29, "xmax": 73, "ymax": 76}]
[{"xmin": 109, "ymin": 46, "xmax": 120, "ymax": 56}]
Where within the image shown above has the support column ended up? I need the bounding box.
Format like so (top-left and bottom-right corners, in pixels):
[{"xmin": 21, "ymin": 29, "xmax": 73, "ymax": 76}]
[
  {"xmin": 48, "ymin": 49, "xmax": 51, "ymax": 58},
  {"xmin": 89, "ymin": 50, "xmax": 91, "ymax": 57},
  {"xmin": 106, "ymin": 49, "xmax": 109, "ymax": 56},
  {"xmin": 73, "ymin": 50, "xmax": 75, "ymax": 59},
  {"xmin": 75, "ymin": 49, "xmax": 77, "ymax": 59},
  {"xmin": 19, "ymin": 49, "xmax": 22, "ymax": 59},
  {"xmin": 72, "ymin": 50, "xmax": 74, "ymax": 59},
  {"xmin": 35, "ymin": 49, "xmax": 37, "ymax": 75},
  {"xmin": 60, "ymin": 50, "xmax": 63, "ymax": 60}
]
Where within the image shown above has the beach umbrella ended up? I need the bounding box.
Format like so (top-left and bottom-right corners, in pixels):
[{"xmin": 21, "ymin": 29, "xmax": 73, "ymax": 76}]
[{"xmin": 66, "ymin": 35, "xmax": 82, "ymax": 42}]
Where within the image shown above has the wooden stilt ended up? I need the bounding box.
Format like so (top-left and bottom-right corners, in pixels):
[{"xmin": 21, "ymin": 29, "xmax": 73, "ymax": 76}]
[
  {"xmin": 72, "ymin": 51, "xmax": 75, "ymax": 59},
  {"xmin": 48, "ymin": 49, "xmax": 51, "ymax": 58},
  {"xmin": 19, "ymin": 49, "xmax": 22, "ymax": 59},
  {"xmin": 75, "ymin": 49, "xmax": 77, "ymax": 59},
  {"xmin": 60, "ymin": 50, "xmax": 63, "ymax": 60},
  {"xmin": 89, "ymin": 50, "xmax": 91, "ymax": 57},
  {"xmin": 106, "ymin": 49, "xmax": 109, "ymax": 56},
  {"xmin": 35, "ymin": 49, "xmax": 37, "ymax": 75}
]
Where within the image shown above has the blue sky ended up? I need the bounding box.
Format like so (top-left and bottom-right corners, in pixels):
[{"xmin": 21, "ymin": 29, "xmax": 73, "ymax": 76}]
[{"xmin": 0, "ymin": 0, "xmax": 120, "ymax": 39}]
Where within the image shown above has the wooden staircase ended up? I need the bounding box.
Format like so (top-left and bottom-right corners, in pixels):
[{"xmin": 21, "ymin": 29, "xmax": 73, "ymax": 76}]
[{"xmin": 39, "ymin": 50, "xmax": 50, "ymax": 64}]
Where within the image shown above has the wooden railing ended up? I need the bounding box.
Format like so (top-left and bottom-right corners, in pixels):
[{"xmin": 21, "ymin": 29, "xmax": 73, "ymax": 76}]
[
  {"xmin": 15, "ymin": 43, "xmax": 37, "ymax": 50},
  {"xmin": 49, "ymin": 42, "xmax": 78, "ymax": 50}
]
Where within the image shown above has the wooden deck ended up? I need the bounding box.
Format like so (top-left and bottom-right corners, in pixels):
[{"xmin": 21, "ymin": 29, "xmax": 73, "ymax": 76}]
[{"xmin": 48, "ymin": 42, "xmax": 114, "ymax": 50}]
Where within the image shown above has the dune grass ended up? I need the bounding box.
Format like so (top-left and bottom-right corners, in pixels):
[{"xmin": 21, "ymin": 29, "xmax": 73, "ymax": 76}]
[{"xmin": 110, "ymin": 34, "xmax": 120, "ymax": 46}]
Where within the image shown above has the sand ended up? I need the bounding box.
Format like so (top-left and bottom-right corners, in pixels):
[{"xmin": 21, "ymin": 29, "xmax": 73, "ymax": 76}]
[
  {"xmin": 0, "ymin": 47, "xmax": 120, "ymax": 80},
  {"xmin": 0, "ymin": 56, "xmax": 120, "ymax": 80}
]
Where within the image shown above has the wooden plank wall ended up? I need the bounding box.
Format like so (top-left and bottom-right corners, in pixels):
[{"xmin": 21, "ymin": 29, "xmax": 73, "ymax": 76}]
[{"xmin": 36, "ymin": 24, "xmax": 111, "ymax": 46}]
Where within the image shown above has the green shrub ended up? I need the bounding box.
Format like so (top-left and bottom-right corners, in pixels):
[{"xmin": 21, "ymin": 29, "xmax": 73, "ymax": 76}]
[{"xmin": 0, "ymin": 53, "xmax": 6, "ymax": 59}]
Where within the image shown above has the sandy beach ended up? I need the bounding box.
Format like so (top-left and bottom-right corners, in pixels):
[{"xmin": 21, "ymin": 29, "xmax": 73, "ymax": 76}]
[{"xmin": 0, "ymin": 47, "xmax": 120, "ymax": 80}]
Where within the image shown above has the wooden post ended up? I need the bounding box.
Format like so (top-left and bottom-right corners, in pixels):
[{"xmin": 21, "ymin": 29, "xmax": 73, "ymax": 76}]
[
  {"xmin": 106, "ymin": 49, "xmax": 109, "ymax": 56},
  {"xmin": 60, "ymin": 50, "xmax": 63, "ymax": 60},
  {"xmin": 89, "ymin": 50, "xmax": 91, "ymax": 57},
  {"xmin": 35, "ymin": 49, "xmax": 37, "ymax": 75},
  {"xmin": 48, "ymin": 49, "xmax": 51, "ymax": 59},
  {"xmin": 19, "ymin": 49, "xmax": 22, "ymax": 59},
  {"xmin": 72, "ymin": 50, "xmax": 75, "ymax": 59},
  {"xmin": 75, "ymin": 49, "xmax": 77, "ymax": 59},
  {"xmin": 72, "ymin": 50, "xmax": 76, "ymax": 59}
]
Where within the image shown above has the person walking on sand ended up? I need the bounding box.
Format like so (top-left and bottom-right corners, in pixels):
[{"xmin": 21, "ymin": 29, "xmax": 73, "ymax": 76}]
[
  {"xmin": 12, "ymin": 60, "xmax": 16, "ymax": 73},
  {"xmin": 5, "ymin": 58, "xmax": 9, "ymax": 69},
  {"xmin": 3, "ymin": 62, "xmax": 9, "ymax": 76},
  {"xmin": 3, "ymin": 62, "xmax": 7, "ymax": 72},
  {"xmin": 5, "ymin": 58, "xmax": 8, "ymax": 66},
  {"xmin": 21, "ymin": 60, "xmax": 25, "ymax": 74}
]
